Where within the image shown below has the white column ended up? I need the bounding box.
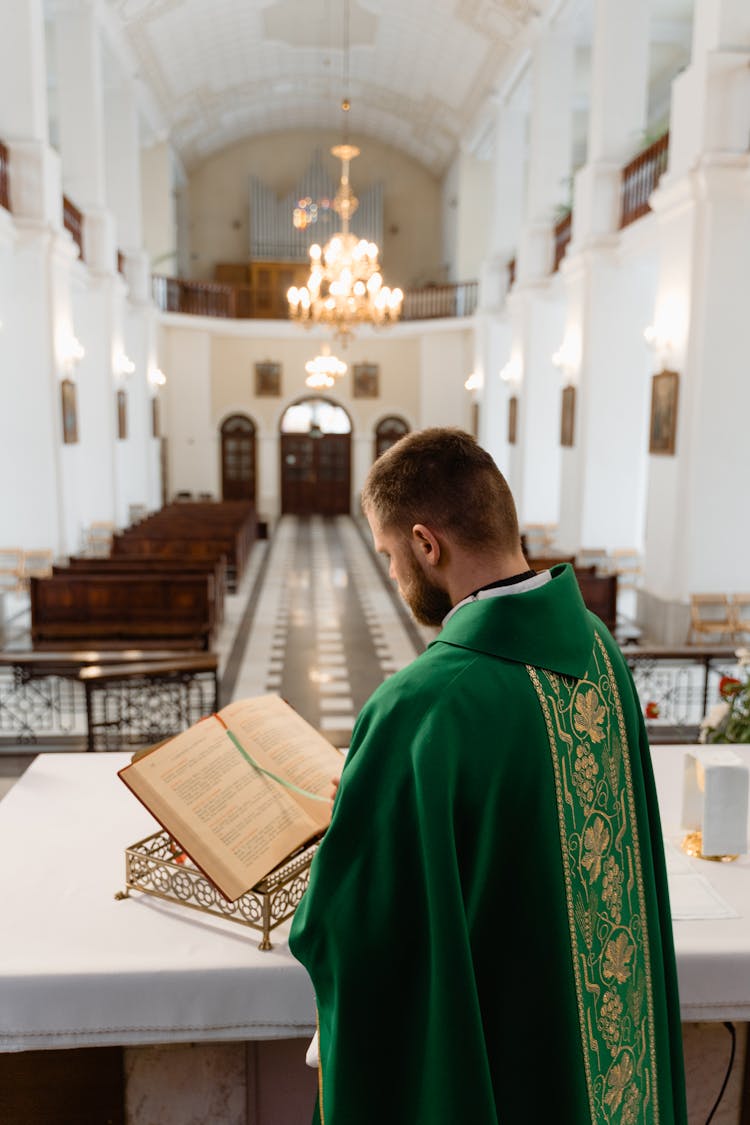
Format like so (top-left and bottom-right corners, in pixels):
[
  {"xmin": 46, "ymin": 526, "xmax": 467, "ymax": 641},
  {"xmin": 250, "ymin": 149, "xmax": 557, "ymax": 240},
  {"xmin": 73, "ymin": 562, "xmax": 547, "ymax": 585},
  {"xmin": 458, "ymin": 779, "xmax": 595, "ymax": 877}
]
[
  {"xmin": 105, "ymin": 79, "xmax": 150, "ymax": 301},
  {"xmin": 506, "ymin": 32, "xmax": 573, "ymax": 531},
  {"xmin": 142, "ymin": 141, "xmax": 179, "ymax": 277},
  {"xmin": 573, "ymin": 0, "xmax": 650, "ymax": 243},
  {"xmin": 555, "ymin": 0, "xmax": 653, "ymax": 555},
  {"xmin": 479, "ymin": 101, "xmax": 526, "ymax": 311},
  {"xmin": 638, "ymin": 0, "xmax": 750, "ymax": 643},
  {"xmin": 0, "ymin": 0, "xmax": 61, "ymax": 225},
  {"xmin": 53, "ymin": 0, "xmax": 115, "ymax": 272},
  {"xmin": 555, "ymin": 249, "xmax": 656, "ymax": 554},
  {"xmin": 505, "ymin": 288, "xmax": 565, "ymax": 527},
  {"xmin": 669, "ymin": 0, "xmax": 750, "ymax": 179},
  {"xmin": 517, "ymin": 33, "xmax": 574, "ymax": 282},
  {"xmin": 473, "ymin": 313, "xmax": 513, "ymax": 476}
]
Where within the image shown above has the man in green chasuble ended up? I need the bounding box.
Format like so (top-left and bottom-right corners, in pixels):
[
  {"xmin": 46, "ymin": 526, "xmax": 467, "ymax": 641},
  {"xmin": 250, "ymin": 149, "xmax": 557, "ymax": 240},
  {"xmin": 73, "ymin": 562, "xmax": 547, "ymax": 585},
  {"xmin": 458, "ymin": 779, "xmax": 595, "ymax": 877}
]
[{"xmin": 290, "ymin": 428, "xmax": 687, "ymax": 1125}]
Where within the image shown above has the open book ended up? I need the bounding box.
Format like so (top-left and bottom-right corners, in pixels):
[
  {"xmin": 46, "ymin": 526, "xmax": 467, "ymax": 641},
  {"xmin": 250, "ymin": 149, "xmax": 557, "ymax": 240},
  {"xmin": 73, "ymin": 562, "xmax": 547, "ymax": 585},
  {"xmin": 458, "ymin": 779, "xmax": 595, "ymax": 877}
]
[{"xmin": 118, "ymin": 695, "xmax": 344, "ymax": 901}]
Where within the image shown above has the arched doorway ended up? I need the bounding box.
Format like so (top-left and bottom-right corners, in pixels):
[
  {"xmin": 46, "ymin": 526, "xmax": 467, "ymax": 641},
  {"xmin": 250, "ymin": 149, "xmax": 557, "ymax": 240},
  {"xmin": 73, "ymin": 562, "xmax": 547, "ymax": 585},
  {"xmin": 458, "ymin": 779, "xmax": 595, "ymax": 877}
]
[
  {"xmin": 220, "ymin": 414, "xmax": 257, "ymax": 502},
  {"xmin": 374, "ymin": 415, "xmax": 410, "ymax": 461},
  {"xmin": 280, "ymin": 397, "xmax": 352, "ymax": 515}
]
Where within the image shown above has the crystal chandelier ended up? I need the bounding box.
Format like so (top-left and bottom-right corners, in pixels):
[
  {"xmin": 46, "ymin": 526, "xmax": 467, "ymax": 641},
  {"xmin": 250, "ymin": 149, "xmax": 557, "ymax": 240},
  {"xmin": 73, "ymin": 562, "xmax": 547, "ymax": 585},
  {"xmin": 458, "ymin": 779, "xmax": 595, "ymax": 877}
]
[
  {"xmin": 305, "ymin": 346, "xmax": 348, "ymax": 390},
  {"xmin": 287, "ymin": 140, "xmax": 403, "ymax": 345}
]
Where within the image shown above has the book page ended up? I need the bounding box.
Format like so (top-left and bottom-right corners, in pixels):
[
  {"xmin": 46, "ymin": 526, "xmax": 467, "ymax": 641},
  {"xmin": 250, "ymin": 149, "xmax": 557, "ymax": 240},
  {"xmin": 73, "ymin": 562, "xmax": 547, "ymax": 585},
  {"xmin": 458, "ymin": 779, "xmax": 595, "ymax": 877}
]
[
  {"xmin": 119, "ymin": 714, "xmax": 320, "ymax": 901},
  {"xmin": 219, "ymin": 695, "xmax": 344, "ymax": 830}
]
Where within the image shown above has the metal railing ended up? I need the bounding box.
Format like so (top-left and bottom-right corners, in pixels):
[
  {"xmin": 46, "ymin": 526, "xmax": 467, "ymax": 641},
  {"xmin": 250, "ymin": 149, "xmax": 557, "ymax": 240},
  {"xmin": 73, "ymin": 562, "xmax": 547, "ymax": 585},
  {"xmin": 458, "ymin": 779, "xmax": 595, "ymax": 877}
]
[
  {"xmin": 152, "ymin": 274, "xmax": 478, "ymax": 323},
  {"xmin": 0, "ymin": 651, "xmax": 218, "ymax": 751},
  {"xmin": 620, "ymin": 133, "xmax": 669, "ymax": 229},
  {"xmin": 63, "ymin": 195, "xmax": 84, "ymax": 261},
  {"xmin": 553, "ymin": 211, "xmax": 572, "ymax": 272},
  {"xmin": 624, "ymin": 644, "xmax": 739, "ymax": 742}
]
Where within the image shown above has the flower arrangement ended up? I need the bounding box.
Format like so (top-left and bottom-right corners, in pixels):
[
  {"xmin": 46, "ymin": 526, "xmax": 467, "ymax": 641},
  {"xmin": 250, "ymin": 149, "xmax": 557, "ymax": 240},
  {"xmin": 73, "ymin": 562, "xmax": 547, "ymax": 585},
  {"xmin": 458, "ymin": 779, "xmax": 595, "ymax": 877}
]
[{"xmin": 700, "ymin": 648, "xmax": 750, "ymax": 743}]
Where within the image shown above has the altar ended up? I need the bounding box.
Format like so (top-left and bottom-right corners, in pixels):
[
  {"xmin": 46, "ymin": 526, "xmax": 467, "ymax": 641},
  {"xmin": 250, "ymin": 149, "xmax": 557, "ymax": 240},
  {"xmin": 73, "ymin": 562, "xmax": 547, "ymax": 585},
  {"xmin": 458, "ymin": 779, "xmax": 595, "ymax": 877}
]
[{"xmin": 1, "ymin": 747, "xmax": 749, "ymax": 1122}]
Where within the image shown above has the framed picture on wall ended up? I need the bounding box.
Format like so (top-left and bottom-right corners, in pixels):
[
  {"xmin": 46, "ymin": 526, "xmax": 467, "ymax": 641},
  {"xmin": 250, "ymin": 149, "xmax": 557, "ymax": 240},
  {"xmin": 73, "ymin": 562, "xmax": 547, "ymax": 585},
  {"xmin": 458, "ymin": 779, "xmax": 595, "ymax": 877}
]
[
  {"xmin": 255, "ymin": 361, "xmax": 281, "ymax": 397},
  {"xmin": 649, "ymin": 369, "xmax": 679, "ymax": 455},
  {"xmin": 152, "ymin": 397, "xmax": 160, "ymax": 438},
  {"xmin": 560, "ymin": 385, "xmax": 576, "ymax": 447},
  {"xmin": 353, "ymin": 363, "xmax": 379, "ymax": 398},
  {"xmin": 116, "ymin": 389, "xmax": 128, "ymax": 440},
  {"xmin": 61, "ymin": 379, "xmax": 78, "ymax": 444},
  {"xmin": 507, "ymin": 395, "xmax": 518, "ymax": 445}
]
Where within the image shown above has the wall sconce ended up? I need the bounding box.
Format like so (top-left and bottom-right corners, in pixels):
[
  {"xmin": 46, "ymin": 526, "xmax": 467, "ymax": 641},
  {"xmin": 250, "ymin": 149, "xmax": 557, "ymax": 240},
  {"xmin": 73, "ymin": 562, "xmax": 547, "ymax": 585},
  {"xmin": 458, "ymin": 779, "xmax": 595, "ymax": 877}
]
[
  {"xmin": 643, "ymin": 324, "xmax": 675, "ymax": 362},
  {"xmin": 113, "ymin": 351, "xmax": 136, "ymax": 380},
  {"xmin": 644, "ymin": 295, "xmax": 686, "ymax": 365},
  {"xmin": 551, "ymin": 334, "xmax": 581, "ymax": 385},
  {"xmin": 464, "ymin": 371, "xmax": 482, "ymax": 391},
  {"xmin": 148, "ymin": 367, "xmax": 167, "ymax": 388},
  {"xmin": 59, "ymin": 331, "xmax": 85, "ymax": 378},
  {"xmin": 499, "ymin": 356, "xmax": 522, "ymax": 385}
]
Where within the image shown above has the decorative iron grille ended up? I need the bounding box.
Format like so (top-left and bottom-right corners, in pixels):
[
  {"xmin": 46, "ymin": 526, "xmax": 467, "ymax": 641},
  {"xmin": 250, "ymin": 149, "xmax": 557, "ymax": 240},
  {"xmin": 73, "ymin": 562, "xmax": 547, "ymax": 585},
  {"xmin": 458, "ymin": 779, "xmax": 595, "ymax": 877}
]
[{"xmin": 84, "ymin": 669, "xmax": 219, "ymax": 752}]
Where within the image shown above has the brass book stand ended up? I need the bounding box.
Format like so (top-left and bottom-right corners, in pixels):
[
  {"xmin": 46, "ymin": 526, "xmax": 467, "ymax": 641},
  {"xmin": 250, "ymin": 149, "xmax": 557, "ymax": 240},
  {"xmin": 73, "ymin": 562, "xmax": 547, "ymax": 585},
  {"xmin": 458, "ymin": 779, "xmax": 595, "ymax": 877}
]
[{"xmin": 116, "ymin": 830, "xmax": 318, "ymax": 949}]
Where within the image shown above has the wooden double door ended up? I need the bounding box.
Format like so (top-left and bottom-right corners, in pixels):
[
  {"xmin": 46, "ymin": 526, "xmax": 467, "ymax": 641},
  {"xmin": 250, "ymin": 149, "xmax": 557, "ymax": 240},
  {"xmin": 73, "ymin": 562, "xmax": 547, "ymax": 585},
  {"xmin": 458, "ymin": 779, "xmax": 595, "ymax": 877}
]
[{"xmin": 281, "ymin": 433, "xmax": 351, "ymax": 515}]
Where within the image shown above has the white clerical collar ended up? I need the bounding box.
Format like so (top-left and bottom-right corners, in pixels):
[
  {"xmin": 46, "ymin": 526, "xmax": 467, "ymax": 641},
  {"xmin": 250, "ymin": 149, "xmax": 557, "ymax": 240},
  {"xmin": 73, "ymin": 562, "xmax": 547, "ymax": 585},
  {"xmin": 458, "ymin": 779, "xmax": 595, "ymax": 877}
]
[{"xmin": 441, "ymin": 569, "xmax": 552, "ymax": 627}]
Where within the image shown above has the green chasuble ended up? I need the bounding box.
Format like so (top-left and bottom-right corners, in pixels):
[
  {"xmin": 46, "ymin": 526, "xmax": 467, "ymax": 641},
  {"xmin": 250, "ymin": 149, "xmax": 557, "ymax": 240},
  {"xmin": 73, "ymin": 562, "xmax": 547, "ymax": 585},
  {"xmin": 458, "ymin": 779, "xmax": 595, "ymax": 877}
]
[{"xmin": 289, "ymin": 565, "xmax": 687, "ymax": 1124}]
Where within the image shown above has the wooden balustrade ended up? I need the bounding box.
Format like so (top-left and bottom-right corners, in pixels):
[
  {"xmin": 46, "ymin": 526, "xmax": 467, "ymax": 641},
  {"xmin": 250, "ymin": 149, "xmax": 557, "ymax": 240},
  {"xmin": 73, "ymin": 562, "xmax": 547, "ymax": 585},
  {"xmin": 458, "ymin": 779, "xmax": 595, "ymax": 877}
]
[
  {"xmin": 63, "ymin": 195, "xmax": 84, "ymax": 261},
  {"xmin": 620, "ymin": 132, "xmax": 669, "ymax": 229},
  {"xmin": 552, "ymin": 211, "xmax": 572, "ymax": 272},
  {"xmin": 152, "ymin": 275, "xmax": 478, "ymax": 323},
  {"xmin": 0, "ymin": 141, "xmax": 9, "ymax": 213},
  {"xmin": 151, "ymin": 275, "xmax": 237, "ymax": 318},
  {"xmin": 397, "ymin": 281, "xmax": 478, "ymax": 321}
]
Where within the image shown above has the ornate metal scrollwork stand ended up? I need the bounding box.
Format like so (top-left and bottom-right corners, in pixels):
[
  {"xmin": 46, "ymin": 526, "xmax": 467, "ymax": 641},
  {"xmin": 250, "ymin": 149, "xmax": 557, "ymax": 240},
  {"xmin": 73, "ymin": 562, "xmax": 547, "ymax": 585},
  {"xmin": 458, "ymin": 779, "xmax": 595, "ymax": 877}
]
[{"xmin": 116, "ymin": 831, "xmax": 317, "ymax": 949}]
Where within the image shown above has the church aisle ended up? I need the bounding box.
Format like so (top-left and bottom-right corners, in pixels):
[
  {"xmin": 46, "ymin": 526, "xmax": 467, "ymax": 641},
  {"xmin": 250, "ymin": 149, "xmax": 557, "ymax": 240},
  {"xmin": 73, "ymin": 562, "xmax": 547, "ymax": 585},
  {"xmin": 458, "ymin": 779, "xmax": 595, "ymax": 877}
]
[{"xmin": 228, "ymin": 515, "xmax": 426, "ymax": 745}]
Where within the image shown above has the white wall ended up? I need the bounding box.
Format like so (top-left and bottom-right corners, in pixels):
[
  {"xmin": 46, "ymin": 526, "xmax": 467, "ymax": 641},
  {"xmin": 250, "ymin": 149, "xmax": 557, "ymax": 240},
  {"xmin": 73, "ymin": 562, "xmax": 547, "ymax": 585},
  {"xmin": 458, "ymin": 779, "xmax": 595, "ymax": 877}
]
[
  {"xmin": 141, "ymin": 141, "xmax": 178, "ymax": 276},
  {"xmin": 158, "ymin": 318, "xmax": 474, "ymax": 517}
]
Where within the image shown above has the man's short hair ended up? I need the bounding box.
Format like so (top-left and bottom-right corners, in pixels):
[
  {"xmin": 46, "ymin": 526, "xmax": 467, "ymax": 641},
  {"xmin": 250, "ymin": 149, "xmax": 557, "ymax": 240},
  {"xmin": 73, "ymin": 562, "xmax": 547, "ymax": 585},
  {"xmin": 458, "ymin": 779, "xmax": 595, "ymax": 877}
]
[{"xmin": 362, "ymin": 427, "xmax": 521, "ymax": 553}]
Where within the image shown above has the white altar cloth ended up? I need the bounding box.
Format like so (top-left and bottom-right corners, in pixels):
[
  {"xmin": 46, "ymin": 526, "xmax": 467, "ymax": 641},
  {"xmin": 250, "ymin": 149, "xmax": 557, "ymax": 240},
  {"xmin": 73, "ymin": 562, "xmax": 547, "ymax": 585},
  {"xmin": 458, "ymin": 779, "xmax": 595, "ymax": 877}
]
[
  {"xmin": 653, "ymin": 744, "xmax": 750, "ymax": 1022},
  {"xmin": 1, "ymin": 745, "xmax": 749, "ymax": 1052},
  {"xmin": 0, "ymin": 753, "xmax": 316, "ymax": 1052}
]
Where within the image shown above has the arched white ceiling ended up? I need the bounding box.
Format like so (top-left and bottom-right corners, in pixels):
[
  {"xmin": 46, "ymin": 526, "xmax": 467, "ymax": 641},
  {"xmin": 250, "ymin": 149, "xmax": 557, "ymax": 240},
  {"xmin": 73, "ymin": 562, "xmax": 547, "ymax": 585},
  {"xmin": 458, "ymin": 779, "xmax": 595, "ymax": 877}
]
[{"xmin": 102, "ymin": 0, "xmax": 548, "ymax": 172}]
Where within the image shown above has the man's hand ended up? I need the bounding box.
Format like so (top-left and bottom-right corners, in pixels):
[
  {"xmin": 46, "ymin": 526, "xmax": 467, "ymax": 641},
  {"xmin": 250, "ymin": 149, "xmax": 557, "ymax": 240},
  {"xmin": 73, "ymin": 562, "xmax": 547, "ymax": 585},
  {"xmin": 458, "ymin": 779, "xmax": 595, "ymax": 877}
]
[{"xmin": 329, "ymin": 774, "xmax": 341, "ymax": 807}]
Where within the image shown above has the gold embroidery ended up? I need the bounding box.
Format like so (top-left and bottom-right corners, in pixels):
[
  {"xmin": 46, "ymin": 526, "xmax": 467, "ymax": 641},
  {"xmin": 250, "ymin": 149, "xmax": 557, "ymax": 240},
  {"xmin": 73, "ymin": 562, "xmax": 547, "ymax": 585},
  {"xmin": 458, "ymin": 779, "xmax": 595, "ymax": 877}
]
[
  {"xmin": 528, "ymin": 631, "xmax": 660, "ymax": 1123},
  {"xmin": 603, "ymin": 931, "xmax": 635, "ymax": 984},
  {"xmin": 596, "ymin": 633, "xmax": 659, "ymax": 1118},
  {"xmin": 574, "ymin": 687, "xmax": 607, "ymax": 742},
  {"xmin": 582, "ymin": 816, "xmax": 610, "ymax": 882},
  {"xmin": 527, "ymin": 665, "xmax": 597, "ymax": 1123}
]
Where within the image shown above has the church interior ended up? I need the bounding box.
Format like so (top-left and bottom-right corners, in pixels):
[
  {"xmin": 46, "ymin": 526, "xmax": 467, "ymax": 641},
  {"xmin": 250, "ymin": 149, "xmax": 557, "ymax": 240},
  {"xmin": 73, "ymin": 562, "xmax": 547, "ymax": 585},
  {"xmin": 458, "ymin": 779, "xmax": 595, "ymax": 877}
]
[{"xmin": 2, "ymin": 0, "xmax": 750, "ymax": 1121}]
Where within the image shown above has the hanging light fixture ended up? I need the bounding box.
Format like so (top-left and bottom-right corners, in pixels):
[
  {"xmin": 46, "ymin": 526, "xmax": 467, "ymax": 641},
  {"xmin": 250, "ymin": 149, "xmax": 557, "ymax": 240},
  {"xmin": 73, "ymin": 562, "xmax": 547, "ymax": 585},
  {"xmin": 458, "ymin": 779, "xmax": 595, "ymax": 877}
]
[
  {"xmin": 305, "ymin": 346, "xmax": 348, "ymax": 389},
  {"xmin": 287, "ymin": 2, "xmax": 403, "ymax": 345}
]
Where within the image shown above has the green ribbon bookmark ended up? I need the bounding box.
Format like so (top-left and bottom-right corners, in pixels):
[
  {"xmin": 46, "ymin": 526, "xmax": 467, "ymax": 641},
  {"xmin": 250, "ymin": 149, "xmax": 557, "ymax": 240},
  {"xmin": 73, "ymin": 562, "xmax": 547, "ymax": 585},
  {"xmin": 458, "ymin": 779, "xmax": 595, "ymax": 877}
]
[{"xmin": 221, "ymin": 723, "xmax": 330, "ymax": 803}]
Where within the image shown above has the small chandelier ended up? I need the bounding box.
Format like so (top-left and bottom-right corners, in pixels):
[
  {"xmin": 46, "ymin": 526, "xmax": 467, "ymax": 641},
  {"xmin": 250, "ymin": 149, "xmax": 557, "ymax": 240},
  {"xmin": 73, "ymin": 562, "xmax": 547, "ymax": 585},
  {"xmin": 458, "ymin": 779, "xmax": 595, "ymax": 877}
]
[
  {"xmin": 305, "ymin": 346, "xmax": 348, "ymax": 390},
  {"xmin": 288, "ymin": 140, "xmax": 403, "ymax": 345}
]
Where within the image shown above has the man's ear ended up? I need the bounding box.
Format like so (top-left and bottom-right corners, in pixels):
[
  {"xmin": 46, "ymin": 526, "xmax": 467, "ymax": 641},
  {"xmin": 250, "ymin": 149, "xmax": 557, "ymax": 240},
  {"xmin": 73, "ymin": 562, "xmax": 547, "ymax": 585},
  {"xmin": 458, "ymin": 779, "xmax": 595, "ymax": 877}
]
[{"xmin": 411, "ymin": 524, "xmax": 441, "ymax": 568}]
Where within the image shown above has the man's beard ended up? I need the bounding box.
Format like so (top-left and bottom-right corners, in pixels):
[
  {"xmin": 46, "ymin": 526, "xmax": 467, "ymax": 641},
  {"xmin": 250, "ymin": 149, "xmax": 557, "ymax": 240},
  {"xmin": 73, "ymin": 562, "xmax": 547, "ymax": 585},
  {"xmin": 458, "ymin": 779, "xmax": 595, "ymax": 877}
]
[{"xmin": 400, "ymin": 556, "xmax": 453, "ymax": 627}]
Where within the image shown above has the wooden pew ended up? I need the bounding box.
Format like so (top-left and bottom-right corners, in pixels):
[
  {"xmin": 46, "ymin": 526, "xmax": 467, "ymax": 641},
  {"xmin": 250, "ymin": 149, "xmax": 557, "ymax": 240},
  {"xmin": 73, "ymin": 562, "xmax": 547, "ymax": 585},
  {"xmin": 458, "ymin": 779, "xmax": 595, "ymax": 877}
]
[
  {"xmin": 59, "ymin": 555, "xmax": 227, "ymax": 624},
  {"xmin": 110, "ymin": 536, "xmax": 238, "ymax": 591},
  {"xmin": 30, "ymin": 573, "xmax": 215, "ymax": 650},
  {"xmin": 120, "ymin": 501, "xmax": 256, "ymax": 587},
  {"xmin": 526, "ymin": 558, "xmax": 617, "ymax": 630},
  {"xmin": 576, "ymin": 572, "xmax": 618, "ymax": 631}
]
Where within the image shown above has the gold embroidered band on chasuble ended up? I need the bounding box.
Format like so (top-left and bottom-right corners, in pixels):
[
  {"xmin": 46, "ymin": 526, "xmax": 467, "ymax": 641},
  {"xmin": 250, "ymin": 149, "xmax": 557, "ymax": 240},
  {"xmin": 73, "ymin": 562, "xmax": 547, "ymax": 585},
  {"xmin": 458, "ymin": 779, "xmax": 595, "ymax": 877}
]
[{"xmin": 527, "ymin": 633, "xmax": 659, "ymax": 1125}]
